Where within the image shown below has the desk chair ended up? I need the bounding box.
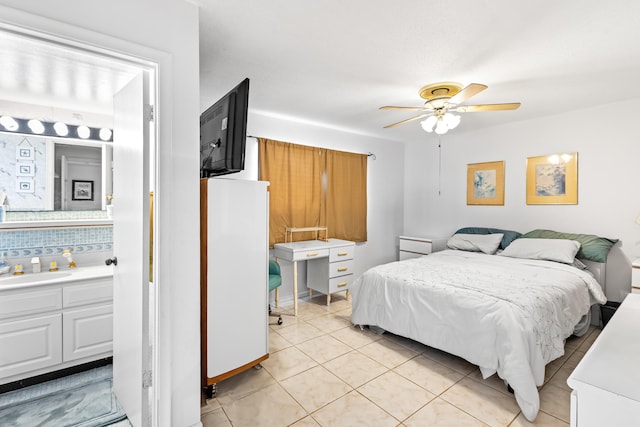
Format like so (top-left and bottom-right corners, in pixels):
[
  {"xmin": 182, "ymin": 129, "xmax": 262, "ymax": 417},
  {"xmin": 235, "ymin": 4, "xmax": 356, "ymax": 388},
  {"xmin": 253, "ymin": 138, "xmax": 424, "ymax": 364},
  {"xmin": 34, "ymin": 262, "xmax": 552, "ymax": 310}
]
[{"xmin": 269, "ymin": 259, "xmax": 283, "ymax": 325}]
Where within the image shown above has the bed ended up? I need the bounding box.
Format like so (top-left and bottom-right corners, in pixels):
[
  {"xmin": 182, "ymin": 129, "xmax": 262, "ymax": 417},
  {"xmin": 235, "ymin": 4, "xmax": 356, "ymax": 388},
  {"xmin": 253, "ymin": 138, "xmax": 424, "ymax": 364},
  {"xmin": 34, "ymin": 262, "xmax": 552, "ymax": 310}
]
[{"xmin": 350, "ymin": 228, "xmax": 616, "ymax": 422}]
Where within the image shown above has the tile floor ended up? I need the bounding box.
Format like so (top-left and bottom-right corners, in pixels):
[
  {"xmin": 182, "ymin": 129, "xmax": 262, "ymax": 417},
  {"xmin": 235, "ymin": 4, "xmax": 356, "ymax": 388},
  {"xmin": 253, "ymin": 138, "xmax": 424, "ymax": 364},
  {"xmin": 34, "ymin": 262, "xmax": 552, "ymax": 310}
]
[{"xmin": 201, "ymin": 294, "xmax": 600, "ymax": 427}]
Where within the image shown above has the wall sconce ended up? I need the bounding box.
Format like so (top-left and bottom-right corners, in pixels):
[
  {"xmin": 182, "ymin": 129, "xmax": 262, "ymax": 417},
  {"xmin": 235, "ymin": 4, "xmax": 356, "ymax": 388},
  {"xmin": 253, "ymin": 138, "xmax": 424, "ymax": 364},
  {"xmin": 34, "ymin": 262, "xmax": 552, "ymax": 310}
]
[{"xmin": 0, "ymin": 115, "xmax": 113, "ymax": 142}]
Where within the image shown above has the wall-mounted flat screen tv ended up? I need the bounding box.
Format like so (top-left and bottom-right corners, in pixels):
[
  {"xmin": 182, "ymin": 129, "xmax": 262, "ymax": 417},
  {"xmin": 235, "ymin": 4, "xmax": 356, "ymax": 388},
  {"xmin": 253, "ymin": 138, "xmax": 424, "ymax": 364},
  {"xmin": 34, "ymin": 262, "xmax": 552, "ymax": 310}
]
[{"xmin": 200, "ymin": 78, "xmax": 249, "ymax": 177}]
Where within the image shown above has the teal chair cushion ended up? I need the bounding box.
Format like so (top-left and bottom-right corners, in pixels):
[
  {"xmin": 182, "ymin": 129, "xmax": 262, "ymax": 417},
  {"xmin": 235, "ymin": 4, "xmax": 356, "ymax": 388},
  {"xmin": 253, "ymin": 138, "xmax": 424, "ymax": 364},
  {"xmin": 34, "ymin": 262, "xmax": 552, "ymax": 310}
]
[{"xmin": 269, "ymin": 259, "xmax": 282, "ymax": 292}]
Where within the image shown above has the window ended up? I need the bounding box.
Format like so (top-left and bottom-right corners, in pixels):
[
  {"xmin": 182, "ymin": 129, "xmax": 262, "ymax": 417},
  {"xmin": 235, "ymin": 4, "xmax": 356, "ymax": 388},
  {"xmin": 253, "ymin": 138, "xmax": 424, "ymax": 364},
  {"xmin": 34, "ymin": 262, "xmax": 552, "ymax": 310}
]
[{"xmin": 258, "ymin": 138, "xmax": 367, "ymax": 247}]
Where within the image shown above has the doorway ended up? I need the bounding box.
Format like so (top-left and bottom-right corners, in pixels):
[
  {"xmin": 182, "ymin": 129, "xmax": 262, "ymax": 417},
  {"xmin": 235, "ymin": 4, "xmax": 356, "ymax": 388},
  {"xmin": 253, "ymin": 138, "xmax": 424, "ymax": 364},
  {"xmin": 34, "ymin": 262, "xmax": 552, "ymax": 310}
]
[{"xmin": 0, "ymin": 24, "xmax": 158, "ymax": 427}]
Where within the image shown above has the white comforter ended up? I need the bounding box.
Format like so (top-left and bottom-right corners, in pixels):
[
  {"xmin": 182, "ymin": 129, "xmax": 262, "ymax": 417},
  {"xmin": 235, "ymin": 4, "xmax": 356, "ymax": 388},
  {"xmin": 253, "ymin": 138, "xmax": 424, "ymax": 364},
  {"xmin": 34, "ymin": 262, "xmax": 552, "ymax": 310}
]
[{"xmin": 350, "ymin": 250, "xmax": 606, "ymax": 422}]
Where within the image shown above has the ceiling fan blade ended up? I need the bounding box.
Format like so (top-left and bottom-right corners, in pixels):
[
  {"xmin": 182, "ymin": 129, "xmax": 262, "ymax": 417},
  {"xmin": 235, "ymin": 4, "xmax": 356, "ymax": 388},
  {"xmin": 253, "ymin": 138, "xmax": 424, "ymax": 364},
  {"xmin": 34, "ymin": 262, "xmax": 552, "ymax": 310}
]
[
  {"xmin": 455, "ymin": 103, "xmax": 521, "ymax": 113},
  {"xmin": 448, "ymin": 83, "xmax": 488, "ymax": 105},
  {"xmin": 379, "ymin": 106, "xmax": 427, "ymax": 111},
  {"xmin": 383, "ymin": 113, "xmax": 430, "ymax": 128}
]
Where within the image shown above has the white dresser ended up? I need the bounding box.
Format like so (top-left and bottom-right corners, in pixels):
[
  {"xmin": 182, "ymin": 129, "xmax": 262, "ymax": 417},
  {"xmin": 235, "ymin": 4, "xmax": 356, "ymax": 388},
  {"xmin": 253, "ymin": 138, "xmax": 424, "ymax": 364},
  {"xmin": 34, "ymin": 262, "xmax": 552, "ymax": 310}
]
[
  {"xmin": 632, "ymin": 259, "xmax": 640, "ymax": 294},
  {"xmin": 567, "ymin": 293, "xmax": 640, "ymax": 426},
  {"xmin": 398, "ymin": 236, "xmax": 446, "ymax": 260}
]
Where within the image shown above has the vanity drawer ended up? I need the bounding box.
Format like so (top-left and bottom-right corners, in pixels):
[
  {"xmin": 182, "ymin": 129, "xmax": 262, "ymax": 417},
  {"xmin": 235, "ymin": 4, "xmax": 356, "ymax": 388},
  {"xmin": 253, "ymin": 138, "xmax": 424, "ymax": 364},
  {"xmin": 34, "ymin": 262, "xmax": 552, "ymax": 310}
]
[
  {"xmin": 0, "ymin": 288, "xmax": 63, "ymax": 320},
  {"xmin": 63, "ymin": 279, "xmax": 113, "ymax": 308},
  {"xmin": 330, "ymin": 246, "xmax": 354, "ymax": 262},
  {"xmin": 329, "ymin": 275, "xmax": 352, "ymax": 293},
  {"xmin": 329, "ymin": 260, "xmax": 354, "ymax": 278}
]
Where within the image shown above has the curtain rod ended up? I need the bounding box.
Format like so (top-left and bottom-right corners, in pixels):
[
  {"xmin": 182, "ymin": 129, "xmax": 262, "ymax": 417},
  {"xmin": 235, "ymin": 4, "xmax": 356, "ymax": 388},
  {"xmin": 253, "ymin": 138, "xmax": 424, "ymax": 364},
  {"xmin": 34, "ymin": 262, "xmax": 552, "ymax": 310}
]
[{"xmin": 247, "ymin": 135, "xmax": 376, "ymax": 160}]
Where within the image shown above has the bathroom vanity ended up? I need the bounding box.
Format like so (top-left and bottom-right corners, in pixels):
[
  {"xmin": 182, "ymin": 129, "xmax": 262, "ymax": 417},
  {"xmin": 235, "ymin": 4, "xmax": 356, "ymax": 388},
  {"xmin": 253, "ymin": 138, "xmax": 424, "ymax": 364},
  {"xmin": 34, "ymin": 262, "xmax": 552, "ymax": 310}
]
[{"xmin": 0, "ymin": 265, "xmax": 113, "ymax": 384}]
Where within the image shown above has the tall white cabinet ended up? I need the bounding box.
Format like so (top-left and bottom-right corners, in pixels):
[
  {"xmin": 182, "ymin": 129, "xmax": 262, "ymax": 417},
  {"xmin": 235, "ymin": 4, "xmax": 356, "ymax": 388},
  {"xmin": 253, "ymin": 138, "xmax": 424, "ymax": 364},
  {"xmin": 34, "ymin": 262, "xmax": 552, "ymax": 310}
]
[{"xmin": 200, "ymin": 178, "xmax": 269, "ymax": 398}]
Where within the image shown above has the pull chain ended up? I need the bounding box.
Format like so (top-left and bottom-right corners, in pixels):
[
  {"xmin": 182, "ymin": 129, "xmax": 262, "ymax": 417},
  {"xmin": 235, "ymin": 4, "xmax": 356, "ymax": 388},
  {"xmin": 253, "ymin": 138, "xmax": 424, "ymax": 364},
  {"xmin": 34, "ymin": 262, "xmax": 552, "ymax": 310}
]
[{"xmin": 438, "ymin": 135, "xmax": 442, "ymax": 196}]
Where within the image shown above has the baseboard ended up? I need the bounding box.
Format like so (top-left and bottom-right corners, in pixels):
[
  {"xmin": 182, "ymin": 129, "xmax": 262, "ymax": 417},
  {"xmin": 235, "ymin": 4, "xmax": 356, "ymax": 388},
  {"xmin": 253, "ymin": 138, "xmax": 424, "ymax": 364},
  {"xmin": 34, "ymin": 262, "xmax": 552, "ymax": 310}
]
[{"xmin": 0, "ymin": 357, "xmax": 113, "ymax": 394}]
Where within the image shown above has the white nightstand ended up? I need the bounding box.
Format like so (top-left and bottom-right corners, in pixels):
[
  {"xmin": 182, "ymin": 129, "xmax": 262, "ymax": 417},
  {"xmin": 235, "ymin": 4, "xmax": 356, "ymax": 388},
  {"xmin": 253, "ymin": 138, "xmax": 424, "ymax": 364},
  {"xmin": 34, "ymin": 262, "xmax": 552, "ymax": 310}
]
[
  {"xmin": 632, "ymin": 259, "xmax": 640, "ymax": 294},
  {"xmin": 398, "ymin": 236, "xmax": 447, "ymax": 261}
]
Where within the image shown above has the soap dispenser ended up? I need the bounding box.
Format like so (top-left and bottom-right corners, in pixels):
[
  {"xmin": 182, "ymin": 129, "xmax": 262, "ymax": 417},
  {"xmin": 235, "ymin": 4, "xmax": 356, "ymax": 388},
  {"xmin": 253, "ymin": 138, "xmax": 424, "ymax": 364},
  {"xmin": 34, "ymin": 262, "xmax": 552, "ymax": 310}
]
[{"xmin": 0, "ymin": 251, "xmax": 9, "ymax": 275}]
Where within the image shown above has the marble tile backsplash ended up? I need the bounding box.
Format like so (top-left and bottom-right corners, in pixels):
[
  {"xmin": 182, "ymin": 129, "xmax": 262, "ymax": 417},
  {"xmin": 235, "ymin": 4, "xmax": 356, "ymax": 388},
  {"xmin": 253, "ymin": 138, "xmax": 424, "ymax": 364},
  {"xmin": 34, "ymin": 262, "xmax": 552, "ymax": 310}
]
[{"xmin": 0, "ymin": 226, "xmax": 112, "ymax": 259}]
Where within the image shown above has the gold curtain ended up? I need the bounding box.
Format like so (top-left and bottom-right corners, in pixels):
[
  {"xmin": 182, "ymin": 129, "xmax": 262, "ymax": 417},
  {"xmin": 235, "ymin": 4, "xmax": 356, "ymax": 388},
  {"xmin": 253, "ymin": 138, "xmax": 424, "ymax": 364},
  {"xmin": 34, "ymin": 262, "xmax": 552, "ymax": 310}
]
[
  {"xmin": 258, "ymin": 138, "xmax": 325, "ymax": 247},
  {"xmin": 259, "ymin": 138, "xmax": 368, "ymax": 246},
  {"xmin": 324, "ymin": 149, "xmax": 367, "ymax": 242}
]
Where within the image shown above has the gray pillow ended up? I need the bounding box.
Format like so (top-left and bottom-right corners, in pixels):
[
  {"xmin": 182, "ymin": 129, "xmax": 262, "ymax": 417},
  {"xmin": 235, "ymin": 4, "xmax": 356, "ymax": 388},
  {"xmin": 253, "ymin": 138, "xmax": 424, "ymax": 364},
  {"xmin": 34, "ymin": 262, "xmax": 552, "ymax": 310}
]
[{"xmin": 447, "ymin": 233, "xmax": 504, "ymax": 255}]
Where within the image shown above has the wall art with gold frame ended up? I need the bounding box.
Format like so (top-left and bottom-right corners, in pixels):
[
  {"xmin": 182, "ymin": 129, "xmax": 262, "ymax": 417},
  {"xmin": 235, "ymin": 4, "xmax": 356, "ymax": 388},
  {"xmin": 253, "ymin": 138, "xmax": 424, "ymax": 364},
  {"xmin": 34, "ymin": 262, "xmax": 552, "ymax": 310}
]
[
  {"xmin": 466, "ymin": 160, "xmax": 505, "ymax": 205},
  {"xmin": 526, "ymin": 152, "xmax": 577, "ymax": 205}
]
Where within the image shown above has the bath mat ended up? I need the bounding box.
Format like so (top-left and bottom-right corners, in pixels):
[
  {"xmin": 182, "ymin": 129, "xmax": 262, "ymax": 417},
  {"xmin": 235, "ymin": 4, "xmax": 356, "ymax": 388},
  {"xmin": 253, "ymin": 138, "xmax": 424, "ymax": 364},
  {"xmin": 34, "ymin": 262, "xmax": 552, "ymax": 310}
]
[{"xmin": 0, "ymin": 366, "xmax": 126, "ymax": 427}]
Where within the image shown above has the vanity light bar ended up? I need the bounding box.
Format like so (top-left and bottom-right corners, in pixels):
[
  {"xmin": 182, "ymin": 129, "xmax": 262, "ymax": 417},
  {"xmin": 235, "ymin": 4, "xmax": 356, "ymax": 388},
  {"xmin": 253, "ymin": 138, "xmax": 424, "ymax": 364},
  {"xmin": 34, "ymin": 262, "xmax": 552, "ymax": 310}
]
[{"xmin": 0, "ymin": 116, "xmax": 113, "ymax": 142}]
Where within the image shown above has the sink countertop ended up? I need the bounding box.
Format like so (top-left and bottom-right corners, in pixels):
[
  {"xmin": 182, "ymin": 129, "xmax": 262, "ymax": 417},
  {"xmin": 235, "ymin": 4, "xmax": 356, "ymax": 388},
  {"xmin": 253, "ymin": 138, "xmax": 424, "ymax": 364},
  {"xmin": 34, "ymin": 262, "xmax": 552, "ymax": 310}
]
[{"xmin": 0, "ymin": 264, "xmax": 113, "ymax": 290}]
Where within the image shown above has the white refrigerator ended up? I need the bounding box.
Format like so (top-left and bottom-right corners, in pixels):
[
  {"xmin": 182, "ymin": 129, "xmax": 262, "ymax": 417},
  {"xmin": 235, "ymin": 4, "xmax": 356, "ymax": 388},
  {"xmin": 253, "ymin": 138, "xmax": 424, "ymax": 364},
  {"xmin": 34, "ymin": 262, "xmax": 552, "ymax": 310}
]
[{"xmin": 200, "ymin": 178, "xmax": 269, "ymax": 397}]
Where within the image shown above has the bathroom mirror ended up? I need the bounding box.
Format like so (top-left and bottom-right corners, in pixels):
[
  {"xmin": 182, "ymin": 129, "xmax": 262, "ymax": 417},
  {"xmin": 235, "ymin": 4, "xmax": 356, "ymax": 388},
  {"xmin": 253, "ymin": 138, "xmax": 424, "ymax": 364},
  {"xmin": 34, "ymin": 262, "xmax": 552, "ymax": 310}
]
[{"xmin": 0, "ymin": 132, "xmax": 113, "ymax": 221}]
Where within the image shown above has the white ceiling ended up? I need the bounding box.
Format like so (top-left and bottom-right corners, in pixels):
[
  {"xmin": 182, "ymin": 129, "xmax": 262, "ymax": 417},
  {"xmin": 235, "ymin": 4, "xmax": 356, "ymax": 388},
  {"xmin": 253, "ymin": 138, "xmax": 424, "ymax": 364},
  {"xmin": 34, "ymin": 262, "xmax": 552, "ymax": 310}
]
[
  {"xmin": 198, "ymin": 0, "xmax": 640, "ymax": 142},
  {"xmin": 1, "ymin": 1, "xmax": 639, "ymax": 141}
]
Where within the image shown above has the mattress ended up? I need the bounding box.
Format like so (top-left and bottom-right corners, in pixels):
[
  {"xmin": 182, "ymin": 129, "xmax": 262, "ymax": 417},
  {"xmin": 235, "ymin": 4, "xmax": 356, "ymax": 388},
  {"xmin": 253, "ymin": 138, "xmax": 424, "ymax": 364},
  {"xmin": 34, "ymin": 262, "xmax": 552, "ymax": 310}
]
[{"xmin": 350, "ymin": 249, "xmax": 606, "ymax": 421}]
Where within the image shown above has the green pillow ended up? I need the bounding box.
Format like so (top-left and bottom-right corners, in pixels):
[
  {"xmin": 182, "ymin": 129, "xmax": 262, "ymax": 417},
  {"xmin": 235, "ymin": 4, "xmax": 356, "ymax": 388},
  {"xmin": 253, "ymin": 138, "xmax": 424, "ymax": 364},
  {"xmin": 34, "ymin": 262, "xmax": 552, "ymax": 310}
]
[{"xmin": 520, "ymin": 229, "xmax": 618, "ymax": 263}]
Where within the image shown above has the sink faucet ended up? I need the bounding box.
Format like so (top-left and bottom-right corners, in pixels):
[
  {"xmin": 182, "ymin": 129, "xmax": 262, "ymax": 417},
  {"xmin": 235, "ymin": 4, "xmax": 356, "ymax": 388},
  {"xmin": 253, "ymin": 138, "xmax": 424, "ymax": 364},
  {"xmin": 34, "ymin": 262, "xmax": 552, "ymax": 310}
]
[{"xmin": 62, "ymin": 249, "xmax": 77, "ymax": 268}]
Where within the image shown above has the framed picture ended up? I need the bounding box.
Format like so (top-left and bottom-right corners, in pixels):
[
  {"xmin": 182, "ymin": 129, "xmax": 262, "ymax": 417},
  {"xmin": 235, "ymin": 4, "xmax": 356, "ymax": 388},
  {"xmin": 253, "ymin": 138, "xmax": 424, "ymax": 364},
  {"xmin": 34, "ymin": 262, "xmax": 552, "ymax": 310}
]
[
  {"xmin": 72, "ymin": 180, "xmax": 94, "ymax": 201},
  {"xmin": 16, "ymin": 162, "xmax": 35, "ymax": 177},
  {"xmin": 467, "ymin": 160, "xmax": 505, "ymax": 205},
  {"xmin": 526, "ymin": 152, "xmax": 578, "ymax": 205},
  {"xmin": 16, "ymin": 146, "xmax": 34, "ymax": 161},
  {"xmin": 16, "ymin": 178, "xmax": 34, "ymax": 193}
]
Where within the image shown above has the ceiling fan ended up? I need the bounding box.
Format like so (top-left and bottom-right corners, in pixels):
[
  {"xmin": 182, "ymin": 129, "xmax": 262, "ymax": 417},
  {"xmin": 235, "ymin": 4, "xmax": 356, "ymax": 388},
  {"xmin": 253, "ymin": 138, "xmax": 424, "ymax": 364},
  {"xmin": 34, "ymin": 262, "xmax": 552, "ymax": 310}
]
[{"xmin": 380, "ymin": 82, "xmax": 521, "ymax": 134}]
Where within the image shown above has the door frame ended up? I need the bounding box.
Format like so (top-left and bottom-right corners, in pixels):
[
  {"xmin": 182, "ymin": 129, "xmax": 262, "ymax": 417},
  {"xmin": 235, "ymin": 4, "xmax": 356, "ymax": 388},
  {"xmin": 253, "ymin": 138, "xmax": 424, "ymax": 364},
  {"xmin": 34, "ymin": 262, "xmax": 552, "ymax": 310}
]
[{"xmin": 0, "ymin": 19, "xmax": 160, "ymax": 426}]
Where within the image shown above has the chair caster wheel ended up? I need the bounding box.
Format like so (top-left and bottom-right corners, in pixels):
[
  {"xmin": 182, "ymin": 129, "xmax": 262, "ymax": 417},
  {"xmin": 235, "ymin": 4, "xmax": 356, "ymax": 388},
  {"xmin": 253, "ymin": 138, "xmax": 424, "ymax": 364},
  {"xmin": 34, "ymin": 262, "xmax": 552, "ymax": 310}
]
[{"xmin": 277, "ymin": 317, "xmax": 283, "ymax": 325}]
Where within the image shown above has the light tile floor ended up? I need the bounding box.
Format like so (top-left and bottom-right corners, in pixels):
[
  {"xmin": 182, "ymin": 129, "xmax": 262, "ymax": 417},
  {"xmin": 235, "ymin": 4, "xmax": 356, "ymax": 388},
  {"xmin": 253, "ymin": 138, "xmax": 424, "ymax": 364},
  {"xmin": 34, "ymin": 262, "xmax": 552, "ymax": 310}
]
[{"xmin": 201, "ymin": 294, "xmax": 600, "ymax": 427}]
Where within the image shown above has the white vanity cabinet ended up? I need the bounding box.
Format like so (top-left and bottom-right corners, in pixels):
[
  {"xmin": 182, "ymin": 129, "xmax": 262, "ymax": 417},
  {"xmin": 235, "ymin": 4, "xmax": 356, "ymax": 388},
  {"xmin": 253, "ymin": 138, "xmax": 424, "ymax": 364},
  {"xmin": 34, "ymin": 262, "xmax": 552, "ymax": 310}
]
[{"xmin": 0, "ymin": 271, "xmax": 113, "ymax": 384}]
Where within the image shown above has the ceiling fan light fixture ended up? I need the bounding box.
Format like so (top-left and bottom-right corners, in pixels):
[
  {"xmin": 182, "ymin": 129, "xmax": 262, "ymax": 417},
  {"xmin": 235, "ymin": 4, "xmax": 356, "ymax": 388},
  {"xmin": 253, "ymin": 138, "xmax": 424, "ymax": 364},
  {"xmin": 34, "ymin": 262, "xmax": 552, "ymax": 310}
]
[
  {"xmin": 435, "ymin": 120, "xmax": 449, "ymax": 135},
  {"xmin": 443, "ymin": 112, "xmax": 461, "ymax": 129},
  {"xmin": 421, "ymin": 115, "xmax": 438, "ymax": 132}
]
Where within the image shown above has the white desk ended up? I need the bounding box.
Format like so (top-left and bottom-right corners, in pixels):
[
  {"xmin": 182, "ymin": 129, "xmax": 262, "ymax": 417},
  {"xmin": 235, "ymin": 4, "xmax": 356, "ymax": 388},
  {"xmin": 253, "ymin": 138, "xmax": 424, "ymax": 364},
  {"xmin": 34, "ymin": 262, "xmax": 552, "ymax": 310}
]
[
  {"xmin": 567, "ymin": 294, "xmax": 640, "ymax": 426},
  {"xmin": 273, "ymin": 239, "xmax": 355, "ymax": 316}
]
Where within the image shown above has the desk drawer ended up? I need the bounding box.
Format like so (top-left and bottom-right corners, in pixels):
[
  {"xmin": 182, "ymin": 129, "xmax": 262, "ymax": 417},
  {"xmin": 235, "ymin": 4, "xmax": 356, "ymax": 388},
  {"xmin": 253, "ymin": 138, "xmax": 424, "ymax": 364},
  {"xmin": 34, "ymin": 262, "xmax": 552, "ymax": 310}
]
[
  {"xmin": 330, "ymin": 246, "xmax": 354, "ymax": 262},
  {"xmin": 329, "ymin": 275, "xmax": 352, "ymax": 293},
  {"xmin": 292, "ymin": 248, "xmax": 329, "ymax": 261},
  {"xmin": 329, "ymin": 260, "xmax": 354, "ymax": 278}
]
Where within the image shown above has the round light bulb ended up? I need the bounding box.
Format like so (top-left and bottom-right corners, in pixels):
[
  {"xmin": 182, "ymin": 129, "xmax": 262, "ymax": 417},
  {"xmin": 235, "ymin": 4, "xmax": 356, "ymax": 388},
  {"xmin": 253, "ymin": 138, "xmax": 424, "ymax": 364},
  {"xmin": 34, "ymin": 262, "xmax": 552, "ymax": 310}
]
[
  {"xmin": 77, "ymin": 125, "xmax": 91, "ymax": 139},
  {"xmin": 99, "ymin": 128, "xmax": 112, "ymax": 141},
  {"xmin": 420, "ymin": 115, "xmax": 438, "ymax": 132},
  {"xmin": 27, "ymin": 119, "xmax": 45, "ymax": 134},
  {"xmin": 53, "ymin": 122, "xmax": 69, "ymax": 136},
  {"xmin": 443, "ymin": 113, "xmax": 461, "ymax": 129},
  {"xmin": 435, "ymin": 120, "xmax": 448, "ymax": 135},
  {"xmin": 0, "ymin": 116, "xmax": 19, "ymax": 131}
]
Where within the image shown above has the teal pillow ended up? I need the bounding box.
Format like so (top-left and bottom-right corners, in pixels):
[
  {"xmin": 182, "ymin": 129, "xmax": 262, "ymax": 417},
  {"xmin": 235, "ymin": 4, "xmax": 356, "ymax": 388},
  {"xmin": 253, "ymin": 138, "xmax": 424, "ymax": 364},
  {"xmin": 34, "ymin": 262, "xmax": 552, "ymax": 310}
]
[
  {"xmin": 520, "ymin": 229, "xmax": 618, "ymax": 263},
  {"xmin": 454, "ymin": 227, "xmax": 522, "ymax": 250}
]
